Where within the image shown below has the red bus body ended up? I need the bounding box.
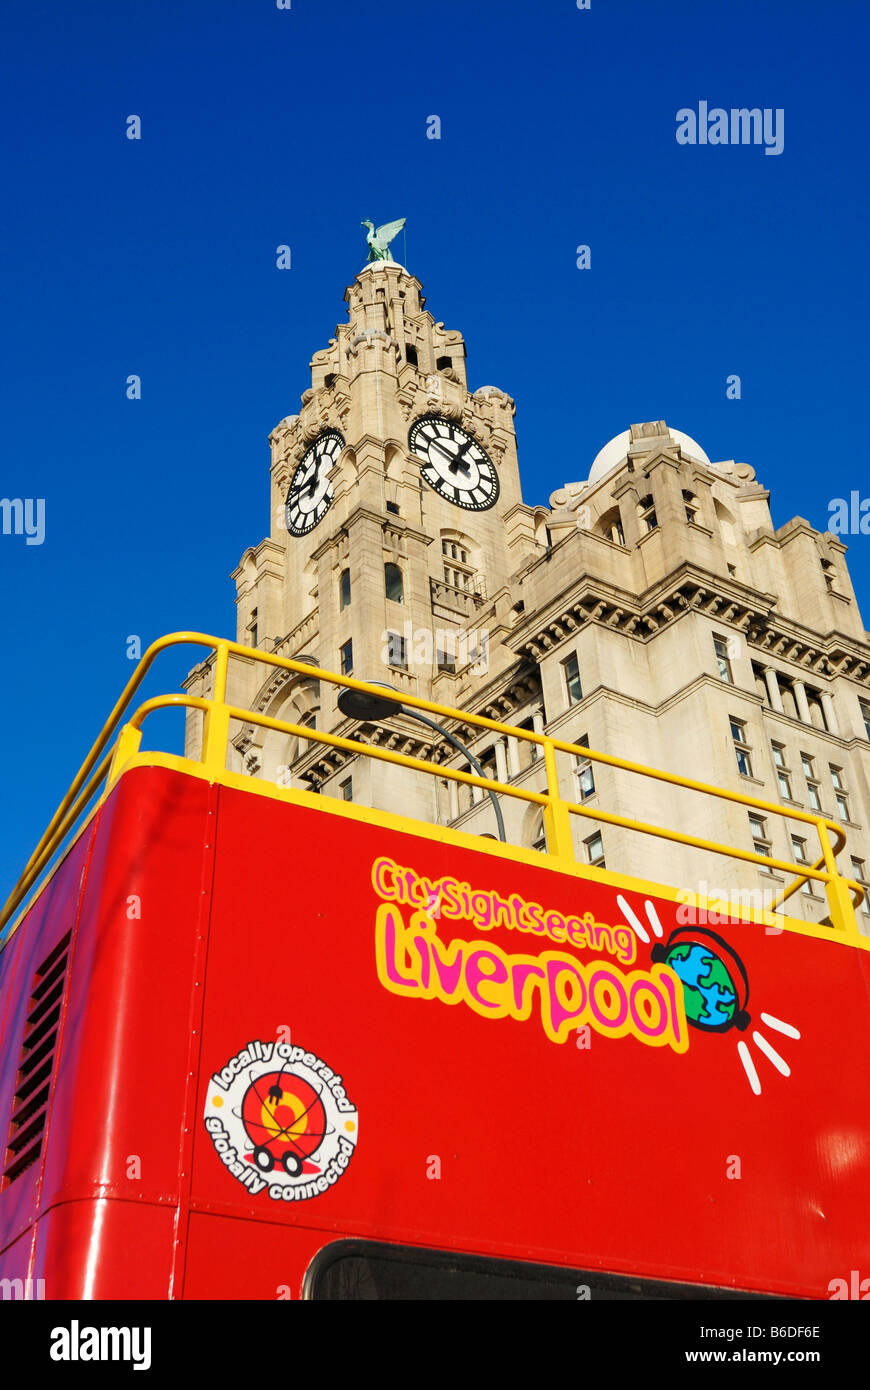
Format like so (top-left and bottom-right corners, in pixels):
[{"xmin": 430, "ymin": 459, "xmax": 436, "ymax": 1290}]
[{"xmin": 2, "ymin": 760, "xmax": 870, "ymax": 1299}]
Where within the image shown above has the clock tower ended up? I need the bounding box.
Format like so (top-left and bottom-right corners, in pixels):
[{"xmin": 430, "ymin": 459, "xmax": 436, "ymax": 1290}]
[
  {"xmin": 186, "ymin": 248, "xmax": 870, "ymax": 931},
  {"xmin": 186, "ymin": 256, "xmax": 546, "ymax": 821}
]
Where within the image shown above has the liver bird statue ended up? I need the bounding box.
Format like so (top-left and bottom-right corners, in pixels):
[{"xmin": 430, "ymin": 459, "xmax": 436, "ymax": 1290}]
[{"xmin": 362, "ymin": 217, "xmax": 405, "ymax": 263}]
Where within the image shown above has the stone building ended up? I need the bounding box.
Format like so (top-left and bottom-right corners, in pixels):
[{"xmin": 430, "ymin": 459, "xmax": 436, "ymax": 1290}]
[{"xmin": 185, "ymin": 259, "xmax": 870, "ymax": 932}]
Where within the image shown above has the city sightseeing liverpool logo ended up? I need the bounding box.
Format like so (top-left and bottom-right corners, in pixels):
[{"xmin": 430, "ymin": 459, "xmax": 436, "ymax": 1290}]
[
  {"xmin": 373, "ymin": 857, "xmax": 801, "ymax": 1099},
  {"xmin": 204, "ymin": 1041, "xmax": 358, "ymax": 1201}
]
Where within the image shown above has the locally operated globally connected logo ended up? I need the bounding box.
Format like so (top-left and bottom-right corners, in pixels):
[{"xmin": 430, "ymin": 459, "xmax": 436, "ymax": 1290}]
[{"xmin": 204, "ymin": 1040, "xmax": 358, "ymax": 1202}]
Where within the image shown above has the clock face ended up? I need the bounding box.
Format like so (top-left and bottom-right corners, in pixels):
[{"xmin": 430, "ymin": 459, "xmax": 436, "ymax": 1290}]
[
  {"xmin": 284, "ymin": 429, "xmax": 344, "ymax": 536},
  {"xmin": 409, "ymin": 415, "xmax": 500, "ymax": 511}
]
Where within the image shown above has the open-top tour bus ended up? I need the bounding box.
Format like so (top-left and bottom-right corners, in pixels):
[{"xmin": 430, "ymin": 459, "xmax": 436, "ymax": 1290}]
[{"xmin": 1, "ymin": 634, "xmax": 869, "ymax": 1300}]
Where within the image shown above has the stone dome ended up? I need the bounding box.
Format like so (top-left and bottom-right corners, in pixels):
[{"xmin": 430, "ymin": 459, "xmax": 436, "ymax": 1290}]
[{"xmin": 588, "ymin": 427, "xmax": 711, "ymax": 486}]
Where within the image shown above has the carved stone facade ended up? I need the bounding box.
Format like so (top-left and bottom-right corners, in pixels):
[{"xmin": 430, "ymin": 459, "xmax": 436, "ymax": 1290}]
[{"xmin": 186, "ymin": 262, "xmax": 870, "ymax": 933}]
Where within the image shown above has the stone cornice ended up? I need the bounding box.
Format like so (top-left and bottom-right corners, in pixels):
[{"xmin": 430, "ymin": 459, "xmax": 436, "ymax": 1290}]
[{"xmin": 506, "ymin": 561, "xmax": 870, "ymax": 684}]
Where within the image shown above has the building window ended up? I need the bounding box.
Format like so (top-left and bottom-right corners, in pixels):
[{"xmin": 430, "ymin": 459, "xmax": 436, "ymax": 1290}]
[
  {"xmin": 441, "ymin": 538, "xmax": 476, "ymax": 592},
  {"xmin": 563, "ymin": 653, "xmax": 582, "ymax": 706},
  {"xmin": 405, "ymin": 344, "xmax": 418, "ymax": 367},
  {"xmin": 340, "ymin": 777, "xmax": 353, "ymax": 802},
  {"xmin": 585, "ymin": 831, "xmax": 605, "ymax": 868},
  {"xmin": 820, "ymin": 558, "xmax": 835, "ymax": 592},
  {"xmin": 830, "ymin": 766, "xmax": 850, "ymax": 822},
  {"xmin": 436, "ymin": 355, "xmax": 452, "ymax": 371},
  {"xmin": 339, "ymin": 569, "xmax": 351, "ymax": 610},
  {"xmin": 436, "ymin": 638, "xmax": 456, "ymax": 674},
  {"xmin": 575, "ymin": 739, "xmax": 595, "ymax": 801},
  {"xmin": 791, "ymin": 836, "xmax": 816, "ymax": 895},
  {"xmin": 850, "ymin": 857, "xmax": 870, "ymax": 916},
  {"xmin": 384, "ymin": 562, "xmax": 404, "ymax": 603},
  {"xmin": 771, "ymin": 742, "xmax": 793, "ymax": 800},
  {"xmin": 467, "ymin": 631, "xmax": 488, "ymax": 670},
  {"xmin": 386, "ymin": 631, "xmax": 408, "ymax": 670},
  {"xmin": 801, "ymin": 754, "xmax": 822, "ymax": 812},
  {"xmin": 860, "ymin": 700, "xmax": 870, "ymax": 741},
  {"xmin": 749, "ymin": 813, "xmax": 771, "ymax": 863},
  {"xmin": 683, "ymin": 489, "xmax": 699, "ymax": 524},
  {"xmin": 730, "ymin": 718, "xmax": 753, "ymax": 778},
  {"xmin": 247, "ymin": 607, "xmax": 258, "ymax": 648},
  {"xmin": 713, "ymin": 636, "xmax": 733, "ymax": 684},
  {"xmin": 386, "ymin": 500, "xmax": 400, "ymax": 515},
  {"xmin": 340, "ymin": 640, "xmax": 353, "ymax": 676},
  {"xmin": 638, "ymin": 496, "xmax": 658, "ymax": 533}
]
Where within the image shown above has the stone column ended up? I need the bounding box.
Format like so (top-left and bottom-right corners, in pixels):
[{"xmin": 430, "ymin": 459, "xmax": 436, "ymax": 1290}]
[
  {"xmin": 494, "ymin": 738, "xmax": 508, "ymax": 783},
  {"xmin": 506, "ymin": 737, "xmax": 521, "ymax": 777},
  {"xmin": 821, "ymin": 692, "xmax": 840, "ymax": 736},
  {"xmin": 532, "ymin": 710, "xmax": 546, "ymax": 763},
  {"xmin": 764, "ymin": 667, "xmax": 784, "ymax": 714},
  {"xmin": 793, "ymin": 679, "xmax": 812, "ymax": 725}
]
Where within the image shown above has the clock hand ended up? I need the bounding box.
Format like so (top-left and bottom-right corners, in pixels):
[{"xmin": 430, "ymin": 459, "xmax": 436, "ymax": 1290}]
[
  {"xmin": 430, "ymin": 438, "xmax": 471, "ymax": 475},
  {"xmin": 293, "ymin": 462, "xmax": 319, "ymax": 498},
  {"xmin": 449, "ymin": 440, "xmax": 474, "ymax": 474}
]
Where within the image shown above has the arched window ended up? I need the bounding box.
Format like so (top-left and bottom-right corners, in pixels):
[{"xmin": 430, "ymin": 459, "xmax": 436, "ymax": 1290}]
[
  {"xmin": 405, "ymin": 344, "xmax": 418, "ymax": 366},
  {"xmin": 384, "ymin": 562, "xmax": 404, "ymax": 603},
  {"xmin": 440, "ymin": 531, "xmax": 479, "ymax": 593},
  {"xmin": 339, "ymin": 569, "xmax": 351, "ymax": 610},
  {"xmin": 596, "ymin": 506, "xmax": 625, "ymax": 547}
]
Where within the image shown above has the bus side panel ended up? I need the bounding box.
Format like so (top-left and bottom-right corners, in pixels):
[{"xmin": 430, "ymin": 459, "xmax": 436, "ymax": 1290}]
[
  {"xmin": 0, "ymin": 827, "xmax": 95, "ymax": 1263},
  {"xmin": 36, "ymin": 768, "xmax": 212, "ymax": 1279},
  {"xmin": 0, "ymin": 1225, "xmax": 35, "ymax": 1294},
  {"xmin": 30, "ymin": 1198, "xmax": 178, "ymax": 1300},
  {"xmin": 181, "ymin": 1212, "xmax": 327, "ymax": 1300},
  {"xmin": 188, "ymin": 782, "xmax": 870, "ymax": 1299}
]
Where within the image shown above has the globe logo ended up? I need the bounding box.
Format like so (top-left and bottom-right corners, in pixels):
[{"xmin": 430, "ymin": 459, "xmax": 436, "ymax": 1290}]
[{"xmin": 651, "ymin": 928, "xmax": 751, "ymax": 1033}]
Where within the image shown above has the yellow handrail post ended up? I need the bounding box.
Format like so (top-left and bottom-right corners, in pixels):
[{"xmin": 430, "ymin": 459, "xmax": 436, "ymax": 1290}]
[
  {"xmin": 211, "ymin": 640, "xmax": 229, "ymax": 704},
  {"xmin": 542, "ymin": 740, "xmax": 574, "ymax": 862},
  {"xmin": 818, "ymin": 820, "xmax": 859, "ymax": 937},
  {"xmin": 200, "ymin": 645, "xmax": 232, "ymax": 778},
  {"xmin": 107, "ymin": 724, "xmax": 143, "ymax": 790}
]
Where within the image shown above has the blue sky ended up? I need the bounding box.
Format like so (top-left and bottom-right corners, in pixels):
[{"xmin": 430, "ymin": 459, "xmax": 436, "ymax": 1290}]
[{"xmin": 1, "ymin": 0, "xmax": 868, "ymax": 902}]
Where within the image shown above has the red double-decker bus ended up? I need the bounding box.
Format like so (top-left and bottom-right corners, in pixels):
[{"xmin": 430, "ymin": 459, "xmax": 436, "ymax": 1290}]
[{"xmin": 2, "ymin": 635, "xmax": 869, "ymax": 1301}]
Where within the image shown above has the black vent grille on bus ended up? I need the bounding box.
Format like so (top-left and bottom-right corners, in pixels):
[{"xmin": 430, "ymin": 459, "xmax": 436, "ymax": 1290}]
[{"xmin": 2, "ymin": 932, "xmax": 71, "ymax": 1189}]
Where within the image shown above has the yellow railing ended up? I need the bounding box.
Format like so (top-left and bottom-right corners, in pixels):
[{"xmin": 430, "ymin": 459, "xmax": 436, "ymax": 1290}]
[{"xmin": 0, "ymin": 632, "xmax": 863, "ymax": 942}]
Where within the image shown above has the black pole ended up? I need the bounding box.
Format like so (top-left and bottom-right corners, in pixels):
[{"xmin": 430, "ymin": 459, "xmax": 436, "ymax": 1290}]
[{"xmin": 400, "ymin": 707, "xmax": 507, "ymax": 843}]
